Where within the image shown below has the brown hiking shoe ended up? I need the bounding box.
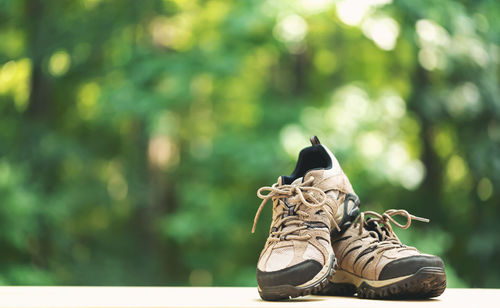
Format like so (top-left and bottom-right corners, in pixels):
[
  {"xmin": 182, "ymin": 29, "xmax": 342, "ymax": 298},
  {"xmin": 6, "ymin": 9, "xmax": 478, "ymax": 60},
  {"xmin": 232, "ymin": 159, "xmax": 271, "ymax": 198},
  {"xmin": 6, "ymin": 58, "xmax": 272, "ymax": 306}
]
[
  {"xmin": 320, "ymin": 209, "xmax": 447, "ymax": 299},
  {"xmin": 252, "ymin": 137, "xmax": 360, "ymax": 300}
]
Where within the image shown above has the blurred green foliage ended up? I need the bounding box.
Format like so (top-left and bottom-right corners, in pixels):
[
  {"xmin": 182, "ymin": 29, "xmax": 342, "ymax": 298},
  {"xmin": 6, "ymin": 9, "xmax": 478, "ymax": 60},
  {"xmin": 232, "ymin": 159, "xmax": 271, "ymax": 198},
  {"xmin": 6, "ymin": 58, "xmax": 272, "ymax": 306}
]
[{"xmin": 0, "ymin": 0, "xmax": 499, "ymax": 288}]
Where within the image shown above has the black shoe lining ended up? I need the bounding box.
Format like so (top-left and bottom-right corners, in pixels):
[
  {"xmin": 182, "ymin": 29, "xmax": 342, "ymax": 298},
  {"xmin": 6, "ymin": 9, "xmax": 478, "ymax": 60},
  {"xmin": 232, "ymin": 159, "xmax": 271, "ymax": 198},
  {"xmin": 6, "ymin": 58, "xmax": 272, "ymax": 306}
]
[{"xmin": 282, "ymin": 145, "xmax": 332, "ymax": 185}]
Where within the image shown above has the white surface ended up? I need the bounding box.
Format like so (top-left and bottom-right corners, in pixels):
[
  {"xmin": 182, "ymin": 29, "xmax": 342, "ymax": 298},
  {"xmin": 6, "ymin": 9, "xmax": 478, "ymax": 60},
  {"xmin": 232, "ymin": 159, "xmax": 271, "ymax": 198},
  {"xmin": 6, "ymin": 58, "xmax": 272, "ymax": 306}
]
[{"xmin": 0, "ymin": 287, "xmax": 497, "ymax": 308}]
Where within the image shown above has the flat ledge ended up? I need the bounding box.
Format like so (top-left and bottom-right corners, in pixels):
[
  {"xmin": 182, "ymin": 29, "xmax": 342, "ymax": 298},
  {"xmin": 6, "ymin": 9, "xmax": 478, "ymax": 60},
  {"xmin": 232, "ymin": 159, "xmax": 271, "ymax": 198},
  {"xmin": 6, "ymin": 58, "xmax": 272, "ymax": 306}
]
[{"xmin": 0, "ymin": 287, "xmax": 498, "ymax": 308}]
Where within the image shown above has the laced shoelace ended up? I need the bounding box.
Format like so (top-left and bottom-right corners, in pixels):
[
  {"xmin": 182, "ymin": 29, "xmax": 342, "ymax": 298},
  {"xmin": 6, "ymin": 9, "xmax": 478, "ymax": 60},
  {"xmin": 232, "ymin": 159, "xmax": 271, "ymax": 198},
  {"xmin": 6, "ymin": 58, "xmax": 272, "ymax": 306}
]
[
  {"xmin": 251, "ymin": 177, "xmax": 339, "ymax": 241},
  {"xmin": 353, "ymin": 209, "xmax": 429, "ymax": 253}
]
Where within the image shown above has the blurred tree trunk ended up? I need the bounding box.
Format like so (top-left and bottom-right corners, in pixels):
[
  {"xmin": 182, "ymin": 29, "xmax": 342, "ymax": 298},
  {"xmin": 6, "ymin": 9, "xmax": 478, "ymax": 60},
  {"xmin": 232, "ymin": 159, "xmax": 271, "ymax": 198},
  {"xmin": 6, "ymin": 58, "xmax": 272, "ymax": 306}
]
[
  {"xmin": 25, "ymin": 0, "xmax": 51, "ymax": 120},
  {"xmin": 294, "ymin": 53, "xmax": 307, "ymax": 95},
  {"xmin": 22, "ymin": 0, "xmax": 52, "ymax": 270},
  {"xmin": 405, "ymin": 64, "xmax": 446, "ymax": 221},
  {"xmin": 412, "ymin": 67, "xmax": 443, "ymax": 203}
]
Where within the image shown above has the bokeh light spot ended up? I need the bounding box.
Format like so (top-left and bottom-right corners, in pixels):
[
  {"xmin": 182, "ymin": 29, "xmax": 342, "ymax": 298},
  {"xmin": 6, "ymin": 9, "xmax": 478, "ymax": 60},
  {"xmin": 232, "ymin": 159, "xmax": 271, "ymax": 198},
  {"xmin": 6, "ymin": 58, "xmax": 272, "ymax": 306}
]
[
  {"xmin": 280, "ymin": 125, "xmax": 308, "ymax": 158},
  {"xmin": 382, "ymin": 93, "xmax": 406, "ymax": 118},
  {"xmin": 446, "ymin": 82, "xmax": 481, "ymax": 117},
  {"xmin": 148, "ymin": 135, "xmax": 179, "ymax": 170},
  {"xmin": 433, "ymin": 129, "xmax": 454, "ymax": 158},
  {"xmin": 300, "ymin": 0, "xmax": 334, "ymax": 14},
  {"xmin": 77, "ymin": 82, "xmax": 100, "ymax": 120},
  {"xmin": 273, "ymin": 14, "xmax": 308, "ymax": 44},
  {"xmin": 48, "ymin": 50, "xmax": 71, "ymax": 77},
  {"xmin": 0, "ymin": 59, "xmax": 31, "ymax": 111},
  {"xmin": 150, "ymin": 15, "xmax": 193, "ymax": 51},
  {"xmin": 336, "ymin": 0, "xmax": 392, "ymax": 26},
  {"xmin": 362, "ymin": 16, "xmax": 399, "ymax": 50},
  {"xmin": 477, "ymin": 178, "xmax": 493, "ymax": 201},
  {"xmin": 416, "ymin": 19, "xmax": 449, "ymax": 46},
  {"xmin": 418, "ymin": 48, "xmax": 438, "ymax": 71},
  {"xmin": 446, "ymin": 155, "xmax": 468, "ymax": 183},
  {"xmin": 399, "ymin": 160, "xmax": 425, "ymax": 190},
  {"xmin": 358, "ymin": 132, "xmax": 384, "ymax": 159}
]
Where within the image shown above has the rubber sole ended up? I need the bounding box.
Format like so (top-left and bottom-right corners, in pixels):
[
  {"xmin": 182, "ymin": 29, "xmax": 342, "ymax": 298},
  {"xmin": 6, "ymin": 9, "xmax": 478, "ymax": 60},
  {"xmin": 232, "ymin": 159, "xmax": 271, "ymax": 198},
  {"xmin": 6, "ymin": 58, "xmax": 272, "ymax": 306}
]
[{"xmin": 320, "ymin": 267, "xmax": 446, "ymax": 299}]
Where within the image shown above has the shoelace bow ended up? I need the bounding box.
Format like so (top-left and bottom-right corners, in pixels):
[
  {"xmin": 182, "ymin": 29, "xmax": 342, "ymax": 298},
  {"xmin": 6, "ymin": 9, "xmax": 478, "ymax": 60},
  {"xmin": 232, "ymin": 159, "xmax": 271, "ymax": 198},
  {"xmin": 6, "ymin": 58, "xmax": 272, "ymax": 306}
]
[
  {"xmin": 354, "ymin": 209, "xmax": 429, "ymax": 243},
  {"xmin": 251, "ymin": 177, "xmax": 338, "ymax": 241}
]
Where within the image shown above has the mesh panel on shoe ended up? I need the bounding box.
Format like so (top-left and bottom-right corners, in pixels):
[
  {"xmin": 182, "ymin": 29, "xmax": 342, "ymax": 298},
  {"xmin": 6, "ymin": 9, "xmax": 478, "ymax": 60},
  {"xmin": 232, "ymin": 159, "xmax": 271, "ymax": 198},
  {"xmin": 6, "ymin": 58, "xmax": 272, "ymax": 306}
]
[
  {"xmin": 318, "ymin": 238, "xmax": 330, "ymax": 248},
  {"xmin": 326, "ymin": 190, "xmax": 339, "ymax": 199},
  {"xmin": 303, "ymin": 243, "xmax": 324, "ymax": 265},
  {"xmin": 265, "ymin": 246, "xmax": 294, "ymax": 271}
]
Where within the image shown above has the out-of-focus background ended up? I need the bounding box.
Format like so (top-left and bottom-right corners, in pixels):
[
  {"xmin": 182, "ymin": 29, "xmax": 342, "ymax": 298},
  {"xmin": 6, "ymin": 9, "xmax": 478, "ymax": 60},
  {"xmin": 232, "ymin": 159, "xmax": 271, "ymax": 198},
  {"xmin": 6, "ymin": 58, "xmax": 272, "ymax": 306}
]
[{"xmin": 0, "ymin": 0, "xmax": 499, "ymax": 288}]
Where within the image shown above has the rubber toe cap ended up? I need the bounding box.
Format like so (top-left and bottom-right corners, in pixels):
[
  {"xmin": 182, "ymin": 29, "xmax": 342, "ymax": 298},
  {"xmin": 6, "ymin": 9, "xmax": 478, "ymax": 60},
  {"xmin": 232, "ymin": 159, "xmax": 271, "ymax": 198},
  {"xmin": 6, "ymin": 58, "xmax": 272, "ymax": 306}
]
[
  {"xmin": 257, "ymin": 260, "xmax": 322, "ymax": 288},
  {"xmin": 379, "ymin": 255, "xmax": 445, "ymax": 280}
]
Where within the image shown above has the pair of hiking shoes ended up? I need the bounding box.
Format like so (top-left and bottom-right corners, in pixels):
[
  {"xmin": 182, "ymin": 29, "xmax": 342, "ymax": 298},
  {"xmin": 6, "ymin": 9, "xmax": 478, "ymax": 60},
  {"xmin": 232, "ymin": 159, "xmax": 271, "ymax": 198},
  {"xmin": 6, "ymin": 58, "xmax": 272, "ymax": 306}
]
[{"xmin": 252, "ymin": 136, "xmax": 446, "ymax": 301}]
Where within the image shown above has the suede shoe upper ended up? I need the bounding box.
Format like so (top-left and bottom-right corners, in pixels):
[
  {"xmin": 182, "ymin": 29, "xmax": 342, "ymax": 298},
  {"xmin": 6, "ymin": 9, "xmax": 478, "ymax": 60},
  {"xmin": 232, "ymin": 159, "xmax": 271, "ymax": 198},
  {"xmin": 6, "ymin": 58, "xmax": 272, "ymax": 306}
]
[
  {"xmin": 332, "ymin": 209, "xmax": 444, "ymax": 280},
  {"xmin": 252, "ymin": 140, "xmax": 358, "ymax": 286}
]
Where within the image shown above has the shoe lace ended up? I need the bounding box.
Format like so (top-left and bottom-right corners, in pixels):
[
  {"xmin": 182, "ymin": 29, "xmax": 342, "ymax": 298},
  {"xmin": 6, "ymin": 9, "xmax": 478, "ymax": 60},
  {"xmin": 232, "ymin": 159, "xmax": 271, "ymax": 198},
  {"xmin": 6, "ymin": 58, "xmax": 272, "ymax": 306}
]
[
  {"xmin": 251, "ymin": 177, "xmax": 339, "ymax": 241},
  {"xmin": 353, "ymin": 209, "xmax": 429, "ymax": 253},
  {"xmin": 355, "ymin": 209, "xmax": 429, "ymax": 238}
]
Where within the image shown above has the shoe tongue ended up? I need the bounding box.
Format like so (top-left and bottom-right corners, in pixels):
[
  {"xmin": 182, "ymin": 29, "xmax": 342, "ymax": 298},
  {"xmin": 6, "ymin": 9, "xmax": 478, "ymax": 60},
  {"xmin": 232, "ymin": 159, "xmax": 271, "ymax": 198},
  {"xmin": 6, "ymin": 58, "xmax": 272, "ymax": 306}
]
[
  {"xmin": 275, "ymin": 177, "xmax": 304, "ymax": 236},
  {"xmin": 365, "ymin": 219, "xmax": 392, "ymax": 241}
]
